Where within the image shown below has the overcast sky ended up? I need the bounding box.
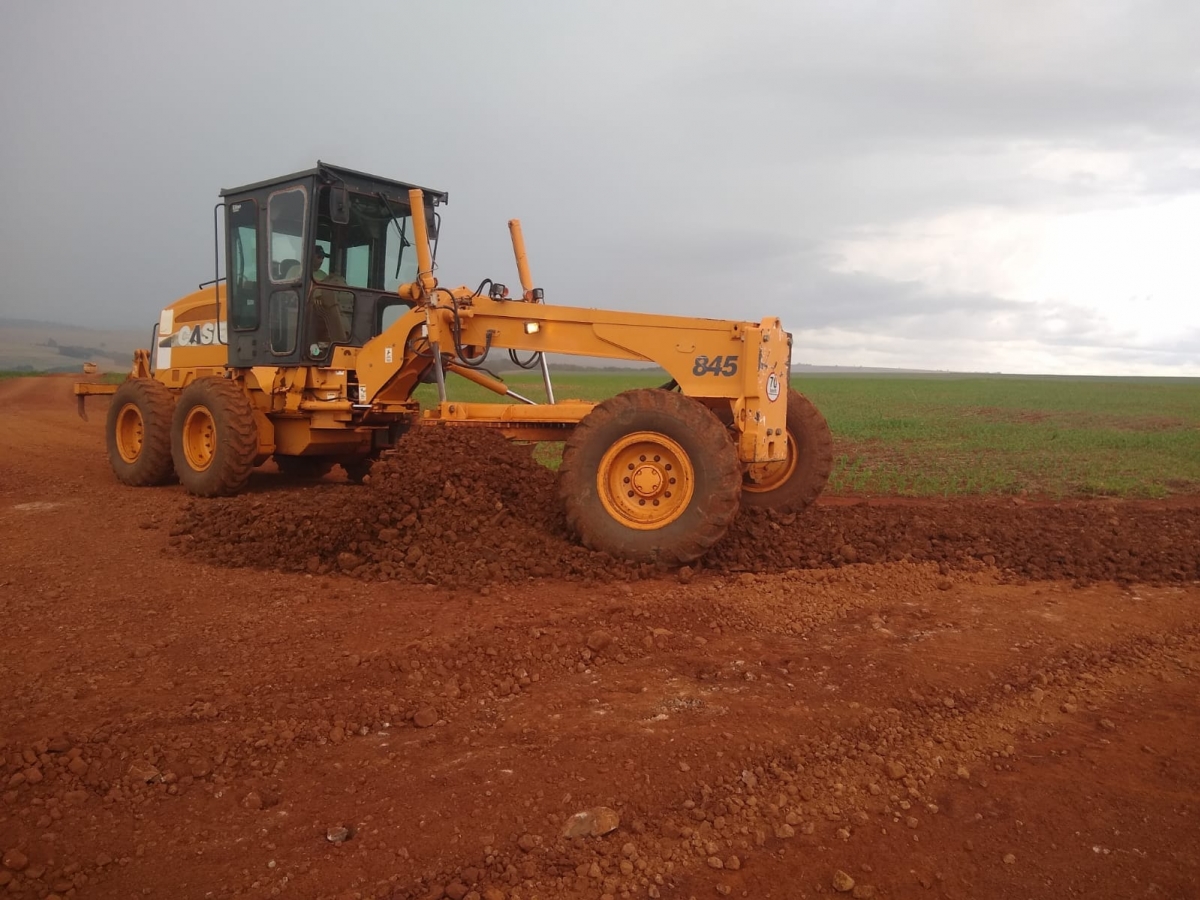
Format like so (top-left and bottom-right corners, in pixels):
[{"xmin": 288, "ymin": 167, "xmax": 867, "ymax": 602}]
[{"xmin": 2, "ymin": 1, "xmax": 1198, "ymax": 374}]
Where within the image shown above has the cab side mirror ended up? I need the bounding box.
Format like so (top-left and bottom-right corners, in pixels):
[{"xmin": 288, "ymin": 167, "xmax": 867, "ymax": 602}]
[{"xmin": 330, "ymin": 186, "xmax": 350, "ymax": 224}]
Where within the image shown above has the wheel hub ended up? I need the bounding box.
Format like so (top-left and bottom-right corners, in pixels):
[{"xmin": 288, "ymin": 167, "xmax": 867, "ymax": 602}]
[
  {"xmin": 115, "ymin": 403, "xmax": 145, "ymax": 464},
  {"xmin": 630, "ymin": 464, "xmax": 664, "ymax": 497},
  {"xmin": 597, "ymin": 431, "xmax": 695, "ymax": 530},
  {"xmin": 182, "ymin": 406, "xmax": 217, "ymax": 472}
]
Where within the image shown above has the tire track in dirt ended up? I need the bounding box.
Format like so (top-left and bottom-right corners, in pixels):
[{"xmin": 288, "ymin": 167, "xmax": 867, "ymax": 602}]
[
  {"xmin": 660, "ymin": 628, "xmax": 1200, "ymax": 900},
  {"xmin": 5, "ymin": 561, "xmax": 1196, "ymax": 899},
  {"xmin": 394, "ymin": 622, "xmax": 1200, "ymax": 900}
]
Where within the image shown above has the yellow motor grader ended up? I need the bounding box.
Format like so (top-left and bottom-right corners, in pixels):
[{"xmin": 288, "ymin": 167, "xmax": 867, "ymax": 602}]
[{"xmin": 76, "ymin": 163, "xmax": 832, "ymax": 563}]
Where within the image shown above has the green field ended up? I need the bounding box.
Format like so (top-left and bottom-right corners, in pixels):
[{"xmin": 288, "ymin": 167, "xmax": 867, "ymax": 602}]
[
  {"xmin": 0, "ymin": 370, "xmax": 125, "ymax": 383},
  {"xmin": 417, "ymin": 370, "xmax": 1200, "ymax": 498},
  {"xmin": 6, "ymin": 368, "xmax": 1196, "ymax": 498}
]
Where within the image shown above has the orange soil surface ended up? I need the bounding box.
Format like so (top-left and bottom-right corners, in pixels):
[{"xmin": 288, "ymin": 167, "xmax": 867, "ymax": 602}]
[{"xmin": 1, "ymin": 375, "xmax": 1197, "ymax": 900}]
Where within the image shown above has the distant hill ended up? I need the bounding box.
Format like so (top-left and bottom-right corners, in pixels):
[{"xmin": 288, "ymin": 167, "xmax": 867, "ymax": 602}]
[{"xmin": 0, "ymin": 318, "xmax": 144, "ymax": 373}]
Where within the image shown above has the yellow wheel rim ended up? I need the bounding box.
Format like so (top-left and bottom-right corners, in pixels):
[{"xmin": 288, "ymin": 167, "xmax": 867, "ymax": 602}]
[
  {"xmin": 743, "ymin": 432, "xmax": 797, "ymax": 493},
  {"xmin": 182, "ymin": 406, "xmax": 217, "ymax": 472},
  {"xmin": 115, "ymin": 403, "xmax": 145, "ymax": 464},
  {"xmin": 597, "ymin": 431, "xmax": 694, "ymax": 530}
]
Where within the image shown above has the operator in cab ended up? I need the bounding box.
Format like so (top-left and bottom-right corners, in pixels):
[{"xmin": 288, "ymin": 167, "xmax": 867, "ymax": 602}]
[{"xmin": 310, "ymin": 243, "xmax": 349, "ymax": 345}]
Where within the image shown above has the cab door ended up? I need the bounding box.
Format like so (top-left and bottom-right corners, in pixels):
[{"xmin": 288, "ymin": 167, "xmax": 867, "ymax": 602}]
[
  {"xmin": 224, "ymin": 184, "xmax": 311, "ymax": 367},
  {"xmin": 225, "ymin": 198, "xmax": 262, "ymax": 366}
]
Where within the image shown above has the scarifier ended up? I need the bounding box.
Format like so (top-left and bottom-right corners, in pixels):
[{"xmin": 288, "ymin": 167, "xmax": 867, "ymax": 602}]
[{"xmin": 76, "ymin": 163, "xmax": 833, "ymax": 563}]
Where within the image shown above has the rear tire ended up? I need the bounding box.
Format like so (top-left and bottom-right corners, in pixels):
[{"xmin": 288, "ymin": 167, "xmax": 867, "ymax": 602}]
[
  {"xmin": 170, "ymin": 377, "xmax": 259, "ymax": 497},
  {"xmin": 559, "ymin": 389, "xmax": 741, "ymax": 564},
  {"xmin": 740, "ymin": 388, "xmax": 833, "ymax": 511},
  {"xmin": 105, "ymin": 378, "xmax": 175, "ymax": 487}
]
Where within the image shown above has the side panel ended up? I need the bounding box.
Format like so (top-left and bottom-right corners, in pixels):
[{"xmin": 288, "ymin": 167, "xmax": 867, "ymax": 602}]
[{"xmin": 154, "ymin": 288, "xmax": 229, "ymax": 374}]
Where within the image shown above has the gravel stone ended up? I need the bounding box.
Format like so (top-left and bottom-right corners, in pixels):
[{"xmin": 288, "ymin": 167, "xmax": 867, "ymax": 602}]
[
  {"xmin": 561, "ymin": 807, "xmax": 620, "ymax": 839},
  {"xmin": 586, "ymin": 630, "xmax": 612, "ymax": 652}
]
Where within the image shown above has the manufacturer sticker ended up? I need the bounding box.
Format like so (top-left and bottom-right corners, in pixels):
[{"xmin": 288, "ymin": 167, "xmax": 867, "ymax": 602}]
[
  {"xmin": 766, "ymin": 373, "xmax": 781, "ymax": 402},
  {"xmin": 157, "ymin": 320, "xmax": 227, "ymax": 348}
]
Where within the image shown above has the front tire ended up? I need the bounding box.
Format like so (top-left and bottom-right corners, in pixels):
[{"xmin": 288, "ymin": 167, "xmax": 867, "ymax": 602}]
[
  {"xmin": 740, "ymin": 388, "xmax": 833, "ymax": 511},
  {"xmin": 559, "ymin": 389, "xmax": 741, "ymax": 564},
  {"xmin": 105, "ymin": 378, "xmax": 175, "ymax": 486},
  {"xmin": 170, "ymin": 377, "xmax": 258, "ymax": 497}
]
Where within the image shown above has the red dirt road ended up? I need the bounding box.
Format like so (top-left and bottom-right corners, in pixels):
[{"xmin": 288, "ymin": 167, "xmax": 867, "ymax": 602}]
[{"xmin": 1, "ymin": 375, "xmax": 1198, "ymax": 900}]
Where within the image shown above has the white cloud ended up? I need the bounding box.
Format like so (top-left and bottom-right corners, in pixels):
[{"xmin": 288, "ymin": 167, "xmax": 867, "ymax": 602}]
[
  {"xmin": 828, "ymin": 176, "xmax": 1200, "ymax": 364},
  {"xmin": 795, "ymin": 326, "xmax": 1200, "ymax": 376}
]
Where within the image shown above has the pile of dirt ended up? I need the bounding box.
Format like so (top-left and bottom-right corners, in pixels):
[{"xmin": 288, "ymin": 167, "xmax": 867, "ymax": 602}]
[
  {"xmin": 714, "ymin": 501, "xmax": 1200, "ymax": 584},
  {"xmin": 173, "ymin": 427, "xmax": 649, "ymax": 587},
  {"xmin": 173, "ymin": 427, "xmax": 1200, "ymax": 586}
]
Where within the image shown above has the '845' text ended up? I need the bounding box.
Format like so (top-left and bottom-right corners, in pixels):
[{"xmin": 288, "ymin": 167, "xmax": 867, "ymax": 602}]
[{"xmin": 692, "ymin": 355, "xmax": 738, "ymax": 377}]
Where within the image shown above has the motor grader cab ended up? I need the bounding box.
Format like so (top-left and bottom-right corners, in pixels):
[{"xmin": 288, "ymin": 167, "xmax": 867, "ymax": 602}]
[
  {"xmin": 76, "ymin": 162, "xmax": 833, "ymax": 563},
  {"xmin": 217, "ymin": 165, "xmax": 446, "ymax": 369}
]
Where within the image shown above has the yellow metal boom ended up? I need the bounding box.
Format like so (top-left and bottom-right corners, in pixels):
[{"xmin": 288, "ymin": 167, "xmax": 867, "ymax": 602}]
[{"xmin": 358, "ymin": 190, "xmax": 791, "ymax": 465}]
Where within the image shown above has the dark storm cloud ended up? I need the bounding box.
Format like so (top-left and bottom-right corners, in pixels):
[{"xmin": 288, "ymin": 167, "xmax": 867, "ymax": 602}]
[
  {"xmin": 671, "ymin": 2, "xmax": 1200, "ymax": 149},
  {"xmin": 0, "ymin": 0, "xmax": 1197, "ymax": 373}
]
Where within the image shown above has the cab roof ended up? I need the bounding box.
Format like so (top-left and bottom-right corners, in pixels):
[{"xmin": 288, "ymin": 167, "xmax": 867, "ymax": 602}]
[{"xmin": 219, "ymin": 161, "xmax": 448, "ymax": 206}]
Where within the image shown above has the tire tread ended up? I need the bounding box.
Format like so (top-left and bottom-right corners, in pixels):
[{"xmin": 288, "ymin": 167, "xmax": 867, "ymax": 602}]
[
  {"xmin": 171, "ymin": 377, "xmax": 259, "ymax": 497},
  {"xmin": 105, "ymin": 378, "xmax": 176, "ymax": 487}
]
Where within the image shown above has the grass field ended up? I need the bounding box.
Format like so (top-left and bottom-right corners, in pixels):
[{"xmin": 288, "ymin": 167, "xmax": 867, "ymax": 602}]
[
  {"xmin": 811, "ymin": 375, "xmax": 1200, "ymax": 498},
  {"xmin": 6, "ymin": 368, "xmax": 1196, "ymax": 498},
  {"xmin": 417, "ymin": 370, "xmax": 1200, "ymax": 498},
  {"xmin": 0, "ymin": 370, "xmax": 125, "ymax": 383}
]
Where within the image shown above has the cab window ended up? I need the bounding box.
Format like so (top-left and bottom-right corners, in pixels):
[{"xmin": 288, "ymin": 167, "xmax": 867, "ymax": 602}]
[
  {"xmin": 315, "ymin": 189, "xmax": 423, "ymax": 291},
  {"xmin": 228, "ymin": 200, "xmax": 259, "ymax": 330},
  {"xmin": 269, "ymin": 187, "xmax": 307, "ymax": 283}
]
